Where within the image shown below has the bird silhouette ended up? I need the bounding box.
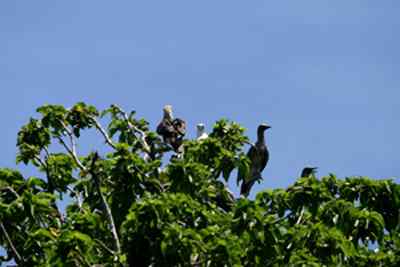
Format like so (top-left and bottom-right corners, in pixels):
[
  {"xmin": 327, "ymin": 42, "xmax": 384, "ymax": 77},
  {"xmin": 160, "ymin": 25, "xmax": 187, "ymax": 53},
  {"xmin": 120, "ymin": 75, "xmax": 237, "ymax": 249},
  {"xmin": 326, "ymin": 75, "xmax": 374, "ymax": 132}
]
[
  {"xmin": 238, "ymin": 123, "xmax": 271, "ymax": 197},
  {"xmin": 156, "ymin": 105, "xmax": 186, "ymax": 153},
  {"xmin": 300, "ymin": 167, "xmax": 317, "ymax": 178}
]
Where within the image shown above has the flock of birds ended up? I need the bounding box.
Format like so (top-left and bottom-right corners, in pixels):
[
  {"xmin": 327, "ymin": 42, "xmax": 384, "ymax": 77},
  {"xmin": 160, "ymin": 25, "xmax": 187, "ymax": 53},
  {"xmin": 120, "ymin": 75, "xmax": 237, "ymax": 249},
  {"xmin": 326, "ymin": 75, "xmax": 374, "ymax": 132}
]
[{"xmin": 156, "ymin": 105, "xmax": 316, "ymax": 198}]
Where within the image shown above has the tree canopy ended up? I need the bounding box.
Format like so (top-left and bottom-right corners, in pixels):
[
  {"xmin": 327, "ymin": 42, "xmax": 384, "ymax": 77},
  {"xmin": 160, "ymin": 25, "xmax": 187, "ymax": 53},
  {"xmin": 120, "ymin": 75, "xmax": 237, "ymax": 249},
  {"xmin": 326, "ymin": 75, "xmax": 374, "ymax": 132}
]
[{"xmin": 0, "ymin": 103, "xmax": 399, "ymax": 266}]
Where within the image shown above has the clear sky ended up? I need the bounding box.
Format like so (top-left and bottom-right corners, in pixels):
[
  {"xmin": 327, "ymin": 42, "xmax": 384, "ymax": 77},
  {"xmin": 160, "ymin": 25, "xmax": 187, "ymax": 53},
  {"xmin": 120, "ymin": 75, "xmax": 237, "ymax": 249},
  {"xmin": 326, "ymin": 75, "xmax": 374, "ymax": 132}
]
[{"xmin": 1, "ymin": 1, "xmax": 399, "ymax": 198}]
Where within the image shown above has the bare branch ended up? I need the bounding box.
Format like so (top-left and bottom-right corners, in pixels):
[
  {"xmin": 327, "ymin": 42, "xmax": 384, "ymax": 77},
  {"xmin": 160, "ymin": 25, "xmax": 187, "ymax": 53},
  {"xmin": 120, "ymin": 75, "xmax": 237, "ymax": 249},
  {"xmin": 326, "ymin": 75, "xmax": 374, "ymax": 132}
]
[
  {"xmin": 91, "ymin": 118, "xmax": 117, "ymax": 150},
  {"xmin": 296, "ymin": 206, "xmax": 305, "ymax": 225},
  {"xmin": 57, "ymin": 136, "xmax": 87, "ymax": 172},
  {"xmin": 56, "ymin": 120, "xmax": 87, "ymax": 172},
  {"xmin": 60, "ymin": 120, "xmax": 77, "ymax": 155},
  {"xmin": 244, "ymin": 140, "xmax": 255, "ymax": 147},
  {"xmin": 0, "ymin": 222, "xmax": 22, "ymax": 263},
  {"xmin": 112, "ymin": 105, "xmax": 151, "ymax": 155},
  {"xmin": 34, "ymin": 155, "xmax": 46, "ymax": 169},
  {"xmin": 43, "ymin": 147, "xmax": 50, "ymax": 159},
  {"xmin": 89, "ymin": 153, "xmax": 121, "ymax": 254},
  {"xmin": 94, "ymin": 238, "xmax": 115, "ymax": 255}
]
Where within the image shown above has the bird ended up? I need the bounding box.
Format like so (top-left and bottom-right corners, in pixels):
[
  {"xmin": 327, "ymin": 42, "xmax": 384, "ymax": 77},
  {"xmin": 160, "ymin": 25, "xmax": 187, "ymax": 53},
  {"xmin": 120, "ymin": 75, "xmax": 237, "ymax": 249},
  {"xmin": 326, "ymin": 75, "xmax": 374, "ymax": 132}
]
[
  {"xmin": 238, "ymin": 123, "xmax": 271, "ymax": 197},
  {"xmin": 156, "ymin": 105, "xmax": 186, "ymax": 153},
  {"xmin": 196, "ymin": 123, "xmax": 208, "ymax": 140},
  {"xmin": 300, "ymin": 167, "xmax": 317, "ymax": 178}
]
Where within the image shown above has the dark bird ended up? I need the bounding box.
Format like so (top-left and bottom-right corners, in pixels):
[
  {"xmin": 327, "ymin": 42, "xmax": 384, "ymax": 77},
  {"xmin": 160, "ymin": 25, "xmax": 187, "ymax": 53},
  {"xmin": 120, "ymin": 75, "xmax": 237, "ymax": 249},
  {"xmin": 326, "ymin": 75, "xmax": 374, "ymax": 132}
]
[
  {"xmin": 156, "ymin": 105, "xmax": 186, "ymax": 153},
  {"xmin": 300, "ymin": 167, "xmax": 318, "ymax": 178},
  {"xmin": 238, "ymin": 123, "xmax": 271, "ymax": 197}
]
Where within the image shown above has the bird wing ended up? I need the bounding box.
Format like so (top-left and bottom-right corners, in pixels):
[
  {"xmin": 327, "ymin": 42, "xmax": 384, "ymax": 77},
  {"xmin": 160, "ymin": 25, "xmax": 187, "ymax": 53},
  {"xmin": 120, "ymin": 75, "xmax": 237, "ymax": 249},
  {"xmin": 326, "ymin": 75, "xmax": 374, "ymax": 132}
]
[
  {"xmin": 240, "ymin": 178, "xmax": 256, "ymax": 197},
  {"xmin": 300, "ymin": 168, "xmax": 310, "ymax": 178},
  {"xmin": 173, "ymin": 118, "xmax": 186, "ymax": 136},
  {"xmin": 259, "ymin": 146, "xmax": 269, "ymax": 173},
  {"xmin": 248, "ymin": 146, "xmax": 259, "ymax": 180},
  {"xmin": 247, "ymin": 145, "xmax": 269, "ymax": 181},
  {"xmin": 239, "ymin": 146, "xmax": 269, "ymax": 197},
  {"xmin": 157, "ymin": 120, "xmax": 175, "ymax": 136},
  {"xmin": 237, "ymin": 145, "xmax": 255, "ymax": 186},
  {"xmin": 247, "ymin": 145, "xmax": 257, "ymax": 163}
]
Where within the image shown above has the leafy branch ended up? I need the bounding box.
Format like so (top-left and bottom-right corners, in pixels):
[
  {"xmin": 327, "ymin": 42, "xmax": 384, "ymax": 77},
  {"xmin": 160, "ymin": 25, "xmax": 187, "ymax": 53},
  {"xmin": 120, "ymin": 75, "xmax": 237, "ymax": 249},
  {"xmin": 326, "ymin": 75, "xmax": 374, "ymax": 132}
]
[
  {"xmin": 111, "ymin": 105, "xmax": 151, "ymax": 155},
  {"xmin": 91, "ymin": 117, "xmax": 117, "ymax": 150},
  {"xmin": 57, "ymin": 119, "xmax": 87, "ymax": 172}
]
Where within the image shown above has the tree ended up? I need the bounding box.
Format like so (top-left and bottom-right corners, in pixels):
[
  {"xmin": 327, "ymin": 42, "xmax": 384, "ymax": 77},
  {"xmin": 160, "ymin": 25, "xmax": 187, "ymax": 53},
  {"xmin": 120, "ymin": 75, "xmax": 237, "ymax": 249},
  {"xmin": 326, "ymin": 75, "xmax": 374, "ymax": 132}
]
[{"xmin": 0, "ymin": 102, "xmax": 399, "ymax": 266}]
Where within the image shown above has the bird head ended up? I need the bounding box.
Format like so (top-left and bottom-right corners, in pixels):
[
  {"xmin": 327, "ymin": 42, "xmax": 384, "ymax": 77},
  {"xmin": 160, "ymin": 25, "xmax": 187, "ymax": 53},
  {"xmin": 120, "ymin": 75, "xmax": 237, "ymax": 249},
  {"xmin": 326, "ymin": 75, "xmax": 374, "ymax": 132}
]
[
  {"xmin": 163, "ymin": 105, "xmax": 173, "ymax": 119},
  {"xmin": 196, "ymin": 123, "xmax": 205, "ymax": 131},
  {"xmin": 301, "ymin": 167, "xmax": 318, "ymax": 177},
  {"xmin": 196, "ymin": 123, "xmax": 206, "ymax": 137},
  {"xmin": 258, "ymin": 123, "xmax": 271, "ymax": 131},
  {"xmin": 308, "ymin": 167, "xmax": 318, "ymax": 172}
]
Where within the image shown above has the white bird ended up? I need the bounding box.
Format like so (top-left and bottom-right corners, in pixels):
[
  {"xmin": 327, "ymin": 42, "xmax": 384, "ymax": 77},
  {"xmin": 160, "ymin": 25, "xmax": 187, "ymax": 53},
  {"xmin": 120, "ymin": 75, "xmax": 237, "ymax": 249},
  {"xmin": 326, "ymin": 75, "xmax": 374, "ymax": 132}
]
[{"xmin": 196, "ymin": 123, "xmax": 208, "ymax": 140}]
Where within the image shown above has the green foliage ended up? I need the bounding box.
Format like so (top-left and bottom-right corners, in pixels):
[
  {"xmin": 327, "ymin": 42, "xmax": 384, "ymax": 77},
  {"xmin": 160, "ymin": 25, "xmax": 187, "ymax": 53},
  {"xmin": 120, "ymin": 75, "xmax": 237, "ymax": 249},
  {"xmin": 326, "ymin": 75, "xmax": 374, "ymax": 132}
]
[{"xmin": 0, "ymin": 103, "xmax": 399, "ymax": 266}]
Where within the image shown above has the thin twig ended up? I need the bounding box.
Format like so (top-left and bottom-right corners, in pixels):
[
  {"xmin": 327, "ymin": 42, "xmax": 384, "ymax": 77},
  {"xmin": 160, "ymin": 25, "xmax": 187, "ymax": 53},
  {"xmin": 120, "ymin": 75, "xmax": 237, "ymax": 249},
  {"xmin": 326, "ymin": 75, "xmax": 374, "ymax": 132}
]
[
  {"xmin": 34, "ymin": 155, "xmax": 46, "ymax": 169},
  {"xmin": 38, "ymin": 150, "xmax": 82, "ymax": 211},
  {"xmin": 35, "ymin": 154, "xmax": 54, "ymax": 192},
  {"xmin": 43, "ymin": 147, "xmax": 50, "ymax": 159},
  {"xmin": 112, "ymin": 105, "xmax": 151, "ymax": 154},
  {"xmin": 34, "ymin": 155, "xmax": 66, "ymax": 223},
  {"xmin": 296, "ymin": 206, "xmax": 305, "ymax": 225},
  {"xmin": 63, "ymin": 122, "xmax": 78, "ymax": 156},
  {"xmin": 244, "ymin": 140, "xmax": 255, "ymax": 147},
  {"xmin": 92, "ymin": 118, "xmax": 117, "ymax": 150},
  {"xmin": 89, "ymin": 153, "xmax": 121, "ymax": 254},
  {"xmin": 94, "ymin": 238, "xmax": 115, "ymax": 255},
  {"xmin": 0, "ymin": 222, "xmax": 22, "ymax": 263},
  {"xmin": 57, "ymin": 137, "xmax": 87, "ymax": 172},
  {"xmin": 57, "ymin": 120, "xmax": 87, "ymax": 172}
]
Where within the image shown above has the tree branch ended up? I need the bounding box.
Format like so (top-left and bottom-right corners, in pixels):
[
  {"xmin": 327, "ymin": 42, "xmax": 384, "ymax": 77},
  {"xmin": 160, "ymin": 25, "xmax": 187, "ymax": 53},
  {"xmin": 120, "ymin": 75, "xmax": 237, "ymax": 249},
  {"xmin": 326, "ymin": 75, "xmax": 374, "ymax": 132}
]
[
  {"xmin": 0, "ymin": 222, "xmax": 22, "ymax": 263},
  {"xmin": 43, "ymin": 147, "xmax": 50, "ymax": 159},
  {"xmin": 57, "ymin": 120, "xmax": 87, "ymax": 172},
  {"xmin": 296, "ymin": 206, "xmax": 305, "ymax": 225},
  {"xmin": 112, "ymin": 105, "xmax": 151, "ymax": 156},
  {"xmin": 57, "ymin": 136, "xmax": 87, "ymax": 172},
  {"xmin": 91, "ymin": 118, "xmax": 117, "ymax": 150},
  {"xmin": 94, "ymin": 238, "xmax": 115, "ymax": 256},
  {"xmin": 89, "ymin": 153, "xmax": 121, "ymax": 254}
]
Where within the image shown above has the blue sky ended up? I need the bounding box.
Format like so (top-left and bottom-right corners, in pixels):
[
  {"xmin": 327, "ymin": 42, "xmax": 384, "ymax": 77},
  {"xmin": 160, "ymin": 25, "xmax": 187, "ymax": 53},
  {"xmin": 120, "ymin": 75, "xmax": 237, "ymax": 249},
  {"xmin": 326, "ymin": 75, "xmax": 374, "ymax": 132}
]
[{"xmin": 0, "ymin": 1, "xmax": 399, "ymax": 198}]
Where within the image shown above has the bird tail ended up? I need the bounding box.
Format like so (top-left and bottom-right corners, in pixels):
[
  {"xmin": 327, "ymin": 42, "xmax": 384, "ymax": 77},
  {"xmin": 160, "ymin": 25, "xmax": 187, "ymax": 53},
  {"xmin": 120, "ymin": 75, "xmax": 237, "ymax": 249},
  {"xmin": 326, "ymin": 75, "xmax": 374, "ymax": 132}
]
[
  {"xmin": 240, "ymin": 179, "xmax": 256, "ymax": 197},
  {"xmin": 240, "ymin": 173, "xmax": 262, "ymax": 197}
]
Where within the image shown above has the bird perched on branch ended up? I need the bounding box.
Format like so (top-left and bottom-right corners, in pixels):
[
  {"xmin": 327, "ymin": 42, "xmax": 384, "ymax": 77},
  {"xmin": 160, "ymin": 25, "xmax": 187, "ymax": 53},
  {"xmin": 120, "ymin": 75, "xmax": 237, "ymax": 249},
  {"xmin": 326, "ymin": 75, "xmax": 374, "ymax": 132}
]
[
  {"xmin": 238, "ymin": 123, "xmax": 271, "ymax": 197},
  {"xmin": 300, "ymin": 167, "xmax": 317, "ymax": 178},
  {"xmin": 156, "ymin": 105, "xmax": 186, "ymax": 153},
  {"xmin": 196, "ymin": 123, "xmax": 208, "ymax": 140}
]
